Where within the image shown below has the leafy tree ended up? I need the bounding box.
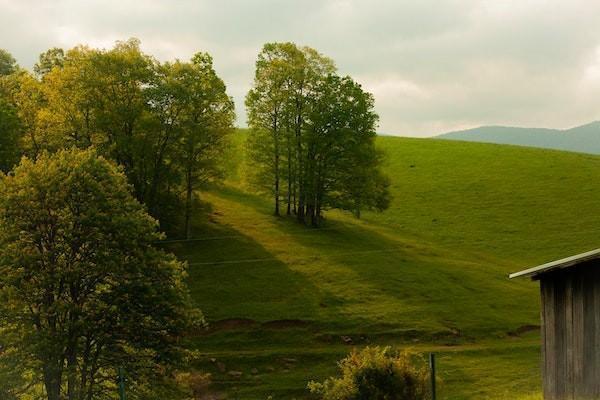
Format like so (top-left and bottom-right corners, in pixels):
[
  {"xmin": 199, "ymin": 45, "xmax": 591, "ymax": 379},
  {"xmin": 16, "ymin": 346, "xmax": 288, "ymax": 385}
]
[
  {"xmin": 31, "ymin": 40, "xmax": 234, "ymax": 234},
  {"xmin": 0, "ymin": 148, "xmax": 202, "ymax": 400},
  {"xmin": 304, "ymin": 74, "xmax": 388, "ymax": 224},
  {"xmin": 308, "ymin": 347, "xmax": 431, "ymax": 400},
  {"xmin": 246, "ymin": 43, "xmax": 389, "ymax": 225},
  {"xmin": 0, "ymin": 49, "xmax": 17, "ymax": 76},
  {"xmin": 246, "ymin": 43, "xmax": 300, "ymax": 216},
  {"xmin": 174, "ymin": 53, "xmax": 235, "ymax": 238},
  {"xmin": 0, "ymin": 96, "xmax": 21, "ymax": 171},
  {"xmin": 34, "ymin": 47, "xmax": 65, "ymax": 77},
  {"xmin": 0, "ymin": 70, "xmax": 45, "ymax": 157}
]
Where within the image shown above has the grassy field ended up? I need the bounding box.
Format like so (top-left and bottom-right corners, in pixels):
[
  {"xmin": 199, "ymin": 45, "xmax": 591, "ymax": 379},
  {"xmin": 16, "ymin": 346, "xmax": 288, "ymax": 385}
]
[{"xmin": 162, "ymin": 131, "xmax": 600, "ymax": 399}]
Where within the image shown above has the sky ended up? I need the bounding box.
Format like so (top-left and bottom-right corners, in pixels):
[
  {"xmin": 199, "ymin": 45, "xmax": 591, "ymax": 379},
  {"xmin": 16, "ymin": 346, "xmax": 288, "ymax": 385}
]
[{"xmin": 2, "ymin": 0, "xmax": 600, "ymax": 137}]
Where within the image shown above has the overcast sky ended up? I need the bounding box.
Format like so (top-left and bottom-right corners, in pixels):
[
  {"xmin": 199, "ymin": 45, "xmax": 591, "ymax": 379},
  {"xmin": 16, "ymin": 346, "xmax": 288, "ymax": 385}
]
[{"xmin": 2, "ymin": 0, "xmax": 600, "ymax": 136}]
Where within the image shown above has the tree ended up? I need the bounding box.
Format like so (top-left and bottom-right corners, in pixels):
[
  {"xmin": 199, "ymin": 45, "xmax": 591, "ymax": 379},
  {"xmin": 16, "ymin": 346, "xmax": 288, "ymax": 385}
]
[
  {"xmin": 308, "ymin": 347, "xmax": 431, "ymax": 400},
  {"xmin": 34, "ymin": 47, "xmax": 65, "ymax": 77},
  {"xmin": 303, "ymin": 74, "xmax": 388, "ymax": 225},
  {"xmin": 0, "ymin": 49, "xmax": 17, "ymax": 76},
  {"xmin": 174, "ymin": 53, "xmax": 235, "ymax": 239},
  {"xmin": 0, "ymin": 96, "xmax": 21, "ymax": 171},
  {"xmin": 0, "ymin": 70, "xmax": 45, "ymax": 157},
  {"xmin": 31, "ymin": 40, "xmax": 234, "ymax": 234},
  {"xmin": 0, "ymin": 148, "xmax": 202, "ymax": 400},
  {"xmin": 246, "ymin": 43, "xmax": 389, "ymax": 225},
  {"xmin": 246, "ymin": 43, "xmax": 302, "ymax": 216}
]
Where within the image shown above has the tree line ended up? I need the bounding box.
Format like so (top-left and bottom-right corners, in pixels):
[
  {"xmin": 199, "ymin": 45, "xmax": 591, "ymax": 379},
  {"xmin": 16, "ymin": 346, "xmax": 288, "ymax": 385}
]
[
  {"xmin": 0, "ymin": 39, "xmax": 235, "ymax": 238},
  {"xmin": 1, "ymin": 40, "xmax": 389, "ymax": 230},
  {"xmin": 0, "ymin": 39, "xmax": 392, "ymax": 399},
  {"xmin": 245, "ymin": 42, "xmax": 390, "ymax": 226}
]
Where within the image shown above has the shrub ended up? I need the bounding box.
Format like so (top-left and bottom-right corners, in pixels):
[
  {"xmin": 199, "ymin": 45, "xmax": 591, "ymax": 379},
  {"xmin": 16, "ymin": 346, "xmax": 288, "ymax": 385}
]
[{"xmin": 308, "ymin": 346, "xmax": 431, "ymax": 400}]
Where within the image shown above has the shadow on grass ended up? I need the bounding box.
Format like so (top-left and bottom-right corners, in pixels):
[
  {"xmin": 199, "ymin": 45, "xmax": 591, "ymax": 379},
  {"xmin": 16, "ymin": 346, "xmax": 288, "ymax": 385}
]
[
  {"xmin": 157, "ymin": 184, "xmax": 541, "ymax": 400},
  {"xmin": 206, "ymin": 185, "xmax": 539, "ymax": 342}
]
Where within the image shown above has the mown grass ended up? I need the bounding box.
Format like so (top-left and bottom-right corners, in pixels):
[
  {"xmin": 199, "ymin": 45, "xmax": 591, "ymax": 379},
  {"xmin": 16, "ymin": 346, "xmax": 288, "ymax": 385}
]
[{"xmin": 162, "ymin": 131, "xmax": 600, "ymax": 399}]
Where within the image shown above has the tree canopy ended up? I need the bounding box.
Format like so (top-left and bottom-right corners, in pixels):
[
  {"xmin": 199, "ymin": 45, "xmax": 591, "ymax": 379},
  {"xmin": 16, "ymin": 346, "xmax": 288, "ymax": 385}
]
[
  {"xmin": 0, "ymin": 39, "xmax": 235, "ymax": 235},
  {"xmin": 0, "ymin": 49, "xmax": 18, "ymax": 76},
  {"xmin": 245, "ymin": 42, "xmax": 389, "ymax": 225},
  {"xmin": 0, "ymin": 148, "xmax": 202, "ymax": 400}
]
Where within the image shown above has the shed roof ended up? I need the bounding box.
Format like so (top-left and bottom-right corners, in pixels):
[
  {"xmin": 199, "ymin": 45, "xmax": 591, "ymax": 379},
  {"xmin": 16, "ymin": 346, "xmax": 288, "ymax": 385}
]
[{"xmin": 509, "ymin": 248, "xmax": 600, "ymax": 279}]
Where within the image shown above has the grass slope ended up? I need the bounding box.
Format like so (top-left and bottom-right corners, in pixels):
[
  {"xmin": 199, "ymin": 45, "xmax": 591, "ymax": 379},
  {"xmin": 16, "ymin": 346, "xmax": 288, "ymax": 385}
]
[{"xmin": 163, "ymin": 131, "xmax": 600, "ymax": 399}]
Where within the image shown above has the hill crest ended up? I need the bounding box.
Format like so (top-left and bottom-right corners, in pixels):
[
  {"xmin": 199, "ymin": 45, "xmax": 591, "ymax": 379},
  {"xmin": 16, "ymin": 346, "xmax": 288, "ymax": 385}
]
[{"xmin": 437, "ymin": 121, "xmax": 600, "ymax": 154}]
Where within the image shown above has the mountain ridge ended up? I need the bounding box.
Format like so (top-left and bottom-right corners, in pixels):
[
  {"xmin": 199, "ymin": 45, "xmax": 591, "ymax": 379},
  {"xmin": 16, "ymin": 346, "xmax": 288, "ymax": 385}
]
[{"xmin": 437, "ymin": 121, "xmax": 600, "ymax": 154}]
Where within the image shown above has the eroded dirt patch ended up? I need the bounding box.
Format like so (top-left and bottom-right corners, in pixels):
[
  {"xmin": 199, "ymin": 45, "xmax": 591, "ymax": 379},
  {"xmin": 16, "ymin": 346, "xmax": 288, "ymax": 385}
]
[{"xmin": 261, "ymin": 319, "xmax": 311, "ymax": 329}]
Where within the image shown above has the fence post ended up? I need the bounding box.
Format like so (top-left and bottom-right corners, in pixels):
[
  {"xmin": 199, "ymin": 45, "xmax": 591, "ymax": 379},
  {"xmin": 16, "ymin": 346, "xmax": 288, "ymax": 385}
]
[
  {"xmin": 118, "ymin": 367, "xmax": 127, "ymax": 400},
  {"xmin": 429, "ymin": 353, "xmax": 436, "ymax": 400}
]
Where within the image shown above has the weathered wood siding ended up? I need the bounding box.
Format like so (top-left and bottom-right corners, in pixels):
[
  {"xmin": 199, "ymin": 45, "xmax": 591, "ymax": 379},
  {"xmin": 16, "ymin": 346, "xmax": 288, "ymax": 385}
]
[{"xmin": 540, "ymin": 262, "xmax": 600, "ymax": 399}]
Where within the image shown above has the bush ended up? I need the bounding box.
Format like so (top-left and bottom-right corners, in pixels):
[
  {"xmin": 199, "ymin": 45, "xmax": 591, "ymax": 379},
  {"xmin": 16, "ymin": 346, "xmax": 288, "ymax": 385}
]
[{"xmin": 308, "ymin": 346, "xmax": 431, "ymax": 400}]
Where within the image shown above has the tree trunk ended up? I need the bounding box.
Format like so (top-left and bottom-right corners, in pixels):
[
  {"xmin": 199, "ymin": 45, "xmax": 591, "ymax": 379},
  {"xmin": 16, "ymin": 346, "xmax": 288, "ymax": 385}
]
[
  {"xmin": 67, "ymin": 350, "xmax": 77, "ymax": 400},
  {"xmin": 295, "ymin": 106, "xmax": 304, "ymax": 224},
  {"xmin": 185, "ymin": 164, "xmax": 193, "ymax": 239},
  {"xmin": 286, "ymin": 133, "xmax": 292, "ymax": 216},
  {"xmin": 43, "ymin": 366, "xmax": 62, "ymax": 400},
  {"xmin": 273, "ymin": 114, "xmax": 280, "ymax": 217},
  {"xmin": 274, "ymin": 152, "xmax": 280, "ymax": 216}
]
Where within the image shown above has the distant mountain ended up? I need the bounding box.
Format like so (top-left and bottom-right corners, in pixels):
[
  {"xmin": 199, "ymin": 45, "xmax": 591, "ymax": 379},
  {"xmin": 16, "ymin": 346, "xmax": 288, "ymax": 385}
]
[{"xmin": 437, "ymin": 121, "xmax": 600, "ymax": 154}]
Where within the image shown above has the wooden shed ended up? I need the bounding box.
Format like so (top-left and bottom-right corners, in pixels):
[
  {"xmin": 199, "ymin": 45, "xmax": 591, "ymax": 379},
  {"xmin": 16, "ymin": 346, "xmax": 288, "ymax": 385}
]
[{"xmin": 509, "ymin": 249, "xmax": 600, "ymax": 400}]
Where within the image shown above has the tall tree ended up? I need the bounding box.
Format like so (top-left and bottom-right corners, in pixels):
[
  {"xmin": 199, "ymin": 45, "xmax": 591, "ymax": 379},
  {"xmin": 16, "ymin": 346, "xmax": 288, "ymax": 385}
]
[
  {"xmin": 0, "ymin": 95, "xmax": 21, "ymax": 171},
  {"xmin": 29, "ymin": 40, "xmax": 234, "ymax": 234},
  {"xmin": 0, "ymin": 49, "xmax": 17, "ymax": 76},
  {"xmin": 245, "ymin": 43, "xmax": 299, "ymax": 216},
  {"xmin": 303, "ymin": 74, "xmax": 388, "ymax": 225},
  {"xmin": 34, "ymin": 47, "xmax": 65, "ymax": 78},
  {"xmin": 0, "ymin": 148, "xmax": 202, "ymax": 400},
  {"xmin": 0, "ymin": 70, "xmax": 45, "ymax": 157},
  {"xmin": 288, "ymin": 46, "xmax": 335, "ymax": 221},
  {"xmin": 246, "ymin": 43, "xmax": 389, "ymax": 225},
  {"xmin": 175, "ymin": 53, "xmax": 235, "ymax": 239}
]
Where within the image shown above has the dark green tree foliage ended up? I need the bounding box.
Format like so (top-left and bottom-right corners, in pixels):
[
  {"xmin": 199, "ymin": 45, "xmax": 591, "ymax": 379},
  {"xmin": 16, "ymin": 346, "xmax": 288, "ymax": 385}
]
[
  {"xmin": 246, "ymin": 43, "xmax": 389, "ymax": 225},
  {"xmin": 3, "ymin": 39, "xmax": 234, "ymax": 235},
  {"xmin": 0, "ymin": 49, "xmax": 18, "ymax": 76},
  {"xmin": 0, "ymin": 50, "xmax": 23, "ymax": 171},
  {"xmin": 0, "ymin": 96, "xmax": 21, "ymax": 171},
  {"xmin": 308, "ymin": 347, "xmax": 431, "ymax": 400},
  {"xmin": 0, "ymin": 148, "xmax": 202, "ymax": 400},
  {"xmin": 34, "ymin": 47, "xmax": 65, "ymax": 77}
]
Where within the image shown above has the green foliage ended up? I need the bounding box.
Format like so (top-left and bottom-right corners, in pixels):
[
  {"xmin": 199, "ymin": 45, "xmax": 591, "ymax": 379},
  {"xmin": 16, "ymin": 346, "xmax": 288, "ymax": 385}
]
[
  {"xmin": 0, "ymin": 96, "xmax": 21, "ymax": 171},
  {"xmin": 3, "ymin": 39, "xmax": 235, "ymax": 235},
  {"xmin": 0, "ymin": 49, "xmax": 17, "ymax": 76},
  {"xmin": 245, "ymin": 42, "xmax": 388, "ymax": 224},
  {"xmin": 308, "ymin": 347, "xmax": 430, "ymax": 400},
  {"xmin": 34, "ymin": 47, "xmax": 65, "ymax": 77},
  {"xmin": 0, "ymin": 148, "xmax": 202, "ymax": 400}
]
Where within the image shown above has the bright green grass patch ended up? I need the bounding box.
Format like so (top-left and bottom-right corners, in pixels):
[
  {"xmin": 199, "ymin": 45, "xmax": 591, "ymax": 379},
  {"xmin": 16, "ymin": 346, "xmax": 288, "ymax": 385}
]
[
  {"xmin": 370, "ymin": 137, "xmax": 600, "ymax": 264},
  {"xmin": 165, "ymin": 132, "xmax": 600, "ymax": 399}
]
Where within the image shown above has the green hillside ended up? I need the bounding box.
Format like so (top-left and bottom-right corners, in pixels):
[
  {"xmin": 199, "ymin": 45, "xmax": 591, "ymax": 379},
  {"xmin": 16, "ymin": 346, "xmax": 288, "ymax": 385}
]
[{"xmin": 162, "ymin": 132, "xmax": 600, "ymax": 399}]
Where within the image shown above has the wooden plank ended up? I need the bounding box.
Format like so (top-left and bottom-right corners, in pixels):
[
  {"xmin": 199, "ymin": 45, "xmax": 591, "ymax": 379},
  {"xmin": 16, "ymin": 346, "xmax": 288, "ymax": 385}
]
[
  {"xmin": 554, "ymin": 276, "xmax": 567, "ymax": 400},
  {"xmin": 540, "ymin": 281, "xmax": 547, "ymax": 399},
  {"xmin": 582, "ymin": 267, "xmax": 597, "ymax": 398},
  {"xmin": 593, "ymin": 266, "xmax": 600, "ymax": 397},
  {"xmin": 571, "ymin": 270, "xmax": 585, "ymax": 399},
  {"xmin": 542, "ymin": 277, "xmax": 557, "ymax": 399},
  {"xmin": 564, "ymin": 274, "xmax": 574, "ymax": 399}
]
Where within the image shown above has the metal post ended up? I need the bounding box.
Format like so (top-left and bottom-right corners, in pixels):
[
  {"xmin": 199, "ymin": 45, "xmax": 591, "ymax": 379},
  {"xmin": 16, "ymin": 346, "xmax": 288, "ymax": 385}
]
[
  {"xmin": 429, "ymin": 353, "xmax": 436, "ymax": 400},
  {"xmin": 118, "ymin": 367, "xmax": 127, "ymax": 400}
]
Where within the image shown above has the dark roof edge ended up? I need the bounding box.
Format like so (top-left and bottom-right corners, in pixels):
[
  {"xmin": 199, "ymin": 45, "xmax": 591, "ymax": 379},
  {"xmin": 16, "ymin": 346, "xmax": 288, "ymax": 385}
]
[{"xmin": 508, "ymin": 248, "xmax": 600, "ymax": 279}]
